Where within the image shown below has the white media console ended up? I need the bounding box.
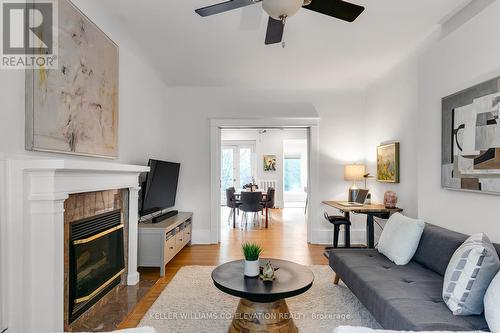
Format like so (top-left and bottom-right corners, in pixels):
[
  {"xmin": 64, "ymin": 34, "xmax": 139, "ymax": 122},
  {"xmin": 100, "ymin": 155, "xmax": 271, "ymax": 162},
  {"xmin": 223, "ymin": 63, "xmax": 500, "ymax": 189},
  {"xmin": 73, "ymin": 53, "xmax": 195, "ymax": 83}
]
[{"xmin": 137, "ymin": 212, "xmax": 192, "ymax": 276}]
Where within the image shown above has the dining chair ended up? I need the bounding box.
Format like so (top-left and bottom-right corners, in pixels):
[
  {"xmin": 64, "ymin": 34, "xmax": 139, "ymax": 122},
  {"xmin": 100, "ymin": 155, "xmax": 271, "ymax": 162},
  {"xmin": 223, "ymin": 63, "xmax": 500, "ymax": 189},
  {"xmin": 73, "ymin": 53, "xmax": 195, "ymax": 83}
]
[
  {"xmin": 262, "ymin": 187, "xmax": 275, "ymax": 221},
  {"xmin": 239, "ymin": 191, "xmax": 263, "ymax": 229},
  {"xmin": 226, "ymin": 187, "xmax": 240, "ymax": 228}
]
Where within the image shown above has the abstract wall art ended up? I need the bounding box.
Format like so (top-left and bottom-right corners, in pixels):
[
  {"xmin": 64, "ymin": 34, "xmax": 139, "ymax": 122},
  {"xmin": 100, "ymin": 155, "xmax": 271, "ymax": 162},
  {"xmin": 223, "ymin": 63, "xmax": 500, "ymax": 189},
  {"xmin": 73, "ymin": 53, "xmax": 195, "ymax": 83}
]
[
  {"xmin": 442, "ymin": 77, "xmax": 500, "ymax": 194},
  {"xmin": 26, "ymin": 0, "xmax": 119, "ymax": 158},
  {"xmin": 377, "ymin": 142, "xmax": 400, "ymax": 183},
  {"xmin": 263, "ymin": 155, "xmax": 277, "ymax": 172}
]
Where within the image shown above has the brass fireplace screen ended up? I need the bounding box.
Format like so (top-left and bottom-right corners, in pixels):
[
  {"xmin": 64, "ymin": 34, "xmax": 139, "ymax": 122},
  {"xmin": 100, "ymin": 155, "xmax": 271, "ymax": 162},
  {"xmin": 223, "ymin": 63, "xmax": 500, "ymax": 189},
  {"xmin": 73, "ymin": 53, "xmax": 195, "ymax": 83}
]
[{"xmin": 69, "ymin": 209, "xmax": 125, "ymax": 323}]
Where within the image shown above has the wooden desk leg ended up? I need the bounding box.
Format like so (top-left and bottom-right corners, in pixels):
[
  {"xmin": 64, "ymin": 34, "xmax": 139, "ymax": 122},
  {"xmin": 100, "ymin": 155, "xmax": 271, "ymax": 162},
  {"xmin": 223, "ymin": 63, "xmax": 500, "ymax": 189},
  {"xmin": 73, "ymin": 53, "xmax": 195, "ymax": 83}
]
[
  {"xmin": 265, "ymin": 207, "xmax": 269, "ymax": 228},
  {"xmin": 366, "ymin": 214, "xmax": 375, "ymax": 248}
]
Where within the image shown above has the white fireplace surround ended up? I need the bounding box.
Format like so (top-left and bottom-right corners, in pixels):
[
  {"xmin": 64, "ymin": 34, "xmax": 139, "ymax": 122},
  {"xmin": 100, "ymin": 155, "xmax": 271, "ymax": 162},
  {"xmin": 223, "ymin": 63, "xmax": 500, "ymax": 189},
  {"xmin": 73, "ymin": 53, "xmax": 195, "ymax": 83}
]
[{"xmin": 0, "ymin": 155, "xmax": 149, "ymax": 333}]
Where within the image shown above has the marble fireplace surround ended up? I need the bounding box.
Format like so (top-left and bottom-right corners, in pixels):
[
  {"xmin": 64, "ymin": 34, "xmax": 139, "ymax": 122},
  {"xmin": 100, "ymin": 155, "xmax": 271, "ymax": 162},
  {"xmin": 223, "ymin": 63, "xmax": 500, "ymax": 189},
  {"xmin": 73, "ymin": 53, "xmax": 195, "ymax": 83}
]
[{"xmin": 0, "ymin": 157, "xmax": 149, "ymax": 333}]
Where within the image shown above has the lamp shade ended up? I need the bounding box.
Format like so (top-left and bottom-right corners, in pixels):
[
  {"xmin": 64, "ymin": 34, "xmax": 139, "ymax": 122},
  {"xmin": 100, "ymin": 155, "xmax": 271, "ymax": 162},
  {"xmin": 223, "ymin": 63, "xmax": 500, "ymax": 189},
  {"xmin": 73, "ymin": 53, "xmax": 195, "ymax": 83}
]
[
  {"xmin": 262, "ymin": 0, "xmax": 303, "ymax": 20},
  {"xmin": 344, "ymin": 164, "xmax": 366, "ymax": 181}
]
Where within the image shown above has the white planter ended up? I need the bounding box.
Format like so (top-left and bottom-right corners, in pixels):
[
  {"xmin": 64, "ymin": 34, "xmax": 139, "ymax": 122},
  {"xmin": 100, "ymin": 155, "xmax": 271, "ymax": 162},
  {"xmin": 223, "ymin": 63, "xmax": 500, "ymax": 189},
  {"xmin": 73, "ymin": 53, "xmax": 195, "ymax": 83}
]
[{"xmin": 244, "ymin": 259, "xmax": 260, "ymax": 277}]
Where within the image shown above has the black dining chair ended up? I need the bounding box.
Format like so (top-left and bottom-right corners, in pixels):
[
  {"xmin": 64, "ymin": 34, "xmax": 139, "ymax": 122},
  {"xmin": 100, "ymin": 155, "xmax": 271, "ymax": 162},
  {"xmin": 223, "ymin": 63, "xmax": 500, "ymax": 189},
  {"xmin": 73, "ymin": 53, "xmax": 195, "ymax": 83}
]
[
  {"xmin": 239, "ymin": 191, "xmax": 264, "ymax": 229},
  {"xmin": 262, "ymin": 187, "xmax": 275, "ymax": 221},
  {"xmin": 324, "ymin": 212, "xmax": 351, "ymax": 249},
  {"xmin": 226, "ymin": 187, "xmax": 240, "ymax": 228}
]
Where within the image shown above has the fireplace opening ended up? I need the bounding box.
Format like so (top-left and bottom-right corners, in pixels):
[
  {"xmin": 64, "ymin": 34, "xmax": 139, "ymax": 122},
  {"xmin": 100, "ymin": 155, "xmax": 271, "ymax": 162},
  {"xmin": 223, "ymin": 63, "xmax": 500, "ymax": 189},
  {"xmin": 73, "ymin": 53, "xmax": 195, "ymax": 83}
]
[{"xmin": 69, "ymin": 209, "xmax": 125, "ymax": 323}]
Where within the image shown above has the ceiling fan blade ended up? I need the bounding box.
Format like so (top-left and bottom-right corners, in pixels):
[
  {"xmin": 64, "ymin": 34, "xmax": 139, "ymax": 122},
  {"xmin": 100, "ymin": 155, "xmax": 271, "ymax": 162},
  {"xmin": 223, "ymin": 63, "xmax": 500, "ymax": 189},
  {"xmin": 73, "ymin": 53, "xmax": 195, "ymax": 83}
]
[
  {"xmin": 195, "ymin": 0, "xmax": 257, "ymax": 17},
  {"xmin": 303, "ymin": 0, "xmax": 365, "ymax": 22},
  {"xmin": 265, "ymin": 17, "xmax": 284, "ymax": 45}
]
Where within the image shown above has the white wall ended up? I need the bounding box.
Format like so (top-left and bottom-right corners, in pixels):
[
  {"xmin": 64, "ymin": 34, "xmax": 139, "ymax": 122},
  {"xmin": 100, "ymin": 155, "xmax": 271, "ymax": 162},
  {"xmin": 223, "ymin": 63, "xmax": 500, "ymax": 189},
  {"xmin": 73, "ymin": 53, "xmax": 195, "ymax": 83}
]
[
  {"xmin": 165, "ymin": 88, "xmax": 368, "ymax": 244},
  {"xmin": 364, "ymin": 1, "xmax": 500, "ymax": 243},
  {"xmin": 365, "ymin": 55, "xmax": 419, "ymax": 220},
  {"xmin": 417, "ymin": 1, "xmax": 500, "ymax": 243},
  {"xmin": 0, "ymin": 0, "xmax": 170, "ymax": 166}
]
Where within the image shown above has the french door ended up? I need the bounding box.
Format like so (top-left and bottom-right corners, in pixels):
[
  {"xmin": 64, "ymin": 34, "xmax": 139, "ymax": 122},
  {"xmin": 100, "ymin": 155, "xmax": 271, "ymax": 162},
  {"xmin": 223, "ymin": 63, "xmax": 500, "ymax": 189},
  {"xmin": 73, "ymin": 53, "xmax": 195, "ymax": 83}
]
[{"xmin": 221, "ymin": 142, "xmax": 255, "ymax": 205}]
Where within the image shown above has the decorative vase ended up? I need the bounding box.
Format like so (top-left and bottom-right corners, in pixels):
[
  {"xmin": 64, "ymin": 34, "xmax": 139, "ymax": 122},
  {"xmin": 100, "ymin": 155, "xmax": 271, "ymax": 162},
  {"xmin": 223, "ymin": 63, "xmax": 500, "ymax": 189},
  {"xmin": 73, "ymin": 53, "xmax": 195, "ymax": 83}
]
[
  {"xmin": 384, "ymin": 191, "xmax": 398, "ymax": 208},
  {"xmin": 244, "ymin": 259, "xmax": 260, "ymax": 277}
]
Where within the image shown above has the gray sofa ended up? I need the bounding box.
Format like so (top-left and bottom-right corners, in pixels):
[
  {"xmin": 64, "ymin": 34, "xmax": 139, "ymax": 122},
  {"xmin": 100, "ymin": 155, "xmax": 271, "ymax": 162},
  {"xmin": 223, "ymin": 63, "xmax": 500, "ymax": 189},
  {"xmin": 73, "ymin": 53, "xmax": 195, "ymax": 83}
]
[{"xmin": 328, "ymin": 224, "xmax": 500, "ymax": 331}]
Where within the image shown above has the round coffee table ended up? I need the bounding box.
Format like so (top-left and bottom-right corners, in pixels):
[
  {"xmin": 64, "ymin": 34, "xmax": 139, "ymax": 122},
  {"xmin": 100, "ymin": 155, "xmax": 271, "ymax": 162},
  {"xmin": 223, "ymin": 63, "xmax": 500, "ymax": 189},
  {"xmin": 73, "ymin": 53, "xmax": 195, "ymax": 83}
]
[{"xmin": 212, "ymin": 258, "xmax": 314, "ymax": 333}]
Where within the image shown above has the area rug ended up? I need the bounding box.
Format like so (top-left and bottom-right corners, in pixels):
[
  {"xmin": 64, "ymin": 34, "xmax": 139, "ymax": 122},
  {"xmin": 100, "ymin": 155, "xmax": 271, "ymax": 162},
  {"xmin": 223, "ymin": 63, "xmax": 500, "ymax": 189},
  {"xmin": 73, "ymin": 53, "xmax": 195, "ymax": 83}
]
[{"xmin": 139, "ymin": 265, "xmax": 381, "ymax": 332}]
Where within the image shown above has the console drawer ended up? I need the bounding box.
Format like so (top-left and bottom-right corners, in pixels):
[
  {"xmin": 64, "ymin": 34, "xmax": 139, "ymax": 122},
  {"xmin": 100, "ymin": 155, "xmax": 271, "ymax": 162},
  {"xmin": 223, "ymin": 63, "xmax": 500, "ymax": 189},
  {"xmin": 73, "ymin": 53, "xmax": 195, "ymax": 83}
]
[
  {"xmin": 164, "ymin": 232, "xmax": 176, "ymax": 262},
  {"xmin": 175, "ymin": 229, "xmax": 185, "ymax": 249},
  {"xmin": 184, "ymin": 224, "xmax": 192, "ymax": 245}
]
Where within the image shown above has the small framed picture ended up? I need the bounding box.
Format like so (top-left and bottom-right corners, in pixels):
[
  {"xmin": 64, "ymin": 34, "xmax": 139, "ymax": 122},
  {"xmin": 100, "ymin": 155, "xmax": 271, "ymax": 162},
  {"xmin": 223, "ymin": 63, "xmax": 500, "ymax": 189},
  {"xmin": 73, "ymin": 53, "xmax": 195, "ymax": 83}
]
[
  {"xmin": 377, "ymin": 143, "xmax": 400, "ymax": 183},
  {"xmin": 263, "ymin": 155, "xmax": 277, "ymax": 172}
]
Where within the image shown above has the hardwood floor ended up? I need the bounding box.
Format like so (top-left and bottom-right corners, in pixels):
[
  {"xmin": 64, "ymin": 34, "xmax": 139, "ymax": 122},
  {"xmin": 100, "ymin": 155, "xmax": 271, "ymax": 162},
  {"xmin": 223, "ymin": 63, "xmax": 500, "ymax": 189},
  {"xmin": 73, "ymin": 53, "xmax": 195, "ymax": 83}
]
[{"xmin": 118, "ymin": 208, "xmax": 328, "ymax": 329}]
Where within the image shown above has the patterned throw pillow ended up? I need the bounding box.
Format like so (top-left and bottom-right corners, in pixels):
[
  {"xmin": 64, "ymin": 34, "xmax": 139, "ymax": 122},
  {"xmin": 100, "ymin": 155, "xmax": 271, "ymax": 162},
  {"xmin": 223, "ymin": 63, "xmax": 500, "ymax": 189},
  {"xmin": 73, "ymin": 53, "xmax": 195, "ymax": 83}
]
[{"xmin": 443, "ymin": 233, "xmax": 500, "ymax": 316}]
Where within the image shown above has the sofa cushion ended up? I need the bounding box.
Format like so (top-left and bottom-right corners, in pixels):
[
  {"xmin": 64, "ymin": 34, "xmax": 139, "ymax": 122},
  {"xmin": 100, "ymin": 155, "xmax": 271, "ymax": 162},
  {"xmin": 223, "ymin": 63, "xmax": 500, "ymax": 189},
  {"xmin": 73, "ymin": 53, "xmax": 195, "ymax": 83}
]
[
  {"xmin": 443, "ymin": 233, "xmax": 500, "ymax": 315},
  {"xmin": 329, "ymin": 249, "xmax": 489, "ymax": 331},
  {"xmin": 413, "ymin": 224, "xmax": 468, "ymax": 276},
  {"xmin": 377, "ymin": 213, "xmax": 425, "ymax": 265},
  {"xmin": 413, "ymin": 224, "xmax": 500, "ymax": 277},
  {"xmin": 334, "ymin": 326, "xmax": 481, "ymax": 333},
  {"xmin": 484, "ymin": 270, "xmax": 500, "ymax": 333}
]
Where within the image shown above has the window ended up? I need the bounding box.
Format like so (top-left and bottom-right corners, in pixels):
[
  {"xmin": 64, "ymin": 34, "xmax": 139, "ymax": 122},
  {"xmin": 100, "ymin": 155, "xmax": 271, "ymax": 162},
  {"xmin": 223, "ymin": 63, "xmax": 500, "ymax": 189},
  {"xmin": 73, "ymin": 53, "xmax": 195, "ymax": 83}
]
[
  {"xmin": 284, "ymin": 157, "xmax": 302, "ymax": 191},
  {"xmin": 239, "ymin": 148, "xmax": 252, "ymax": 188}
]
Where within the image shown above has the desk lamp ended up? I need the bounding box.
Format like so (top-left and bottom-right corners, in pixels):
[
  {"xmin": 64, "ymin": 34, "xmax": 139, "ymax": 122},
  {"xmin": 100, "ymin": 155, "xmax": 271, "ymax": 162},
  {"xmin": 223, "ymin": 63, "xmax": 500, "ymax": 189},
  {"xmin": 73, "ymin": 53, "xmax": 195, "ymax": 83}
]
[{"xmin": 344, "ymin": 164, "xmax": 366, "ymax": 202}]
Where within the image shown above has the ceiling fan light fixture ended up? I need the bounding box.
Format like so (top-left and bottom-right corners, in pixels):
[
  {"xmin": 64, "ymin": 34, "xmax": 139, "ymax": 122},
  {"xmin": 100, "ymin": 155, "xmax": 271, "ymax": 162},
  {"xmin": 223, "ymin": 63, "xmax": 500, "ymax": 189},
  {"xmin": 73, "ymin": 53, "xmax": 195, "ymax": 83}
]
[{"xmin": 262, "ymin": 0, "xmax": 304, "ymax": 20}]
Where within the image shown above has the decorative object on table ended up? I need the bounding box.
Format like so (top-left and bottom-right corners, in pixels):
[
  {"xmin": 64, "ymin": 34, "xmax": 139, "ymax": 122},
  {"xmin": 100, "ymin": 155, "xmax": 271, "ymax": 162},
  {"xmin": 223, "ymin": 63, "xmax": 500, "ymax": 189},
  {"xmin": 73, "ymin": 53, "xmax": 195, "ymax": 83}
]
[
  {"xmin": 259, "ymin": 260, "xmax": 277, "ymax": 281},
  {"xmin": 263, "ymin": 155, "xmax": 277, "ymax": 171},
  {"xmin": 344, "ymin": 164, "xmax": 366, "ymax": 201},
  {"xmin": 377, "ymin": 143, "xmax": 400, "ymax": 183},
  {"xmin": 242, "ymin": 182, "xmax": 258, "ymax": 192},
  {"xmin": 26, "ymin": 0, "xmax": 119, "ymax": 158},
  {"xmin": 377, "ymin": 213, "xmax": 425, "ymax": 265},
  {"xmin": 442, "ymin": 76, "xmax": 500, "ymax": 194},
  {"xmin": 484, "ymin": 270, "xmax": 500, "ymax": 332},
  {"xmin": 443, "ymin": 233, "xmax": 500, "ymax": 316},
  {"xmin": 241, "ymin": 242, "xmax": 262, "ymax": 277},
  {"xmin": 383, "ymin": 190, "xmax": 398, "ymax": 209}
]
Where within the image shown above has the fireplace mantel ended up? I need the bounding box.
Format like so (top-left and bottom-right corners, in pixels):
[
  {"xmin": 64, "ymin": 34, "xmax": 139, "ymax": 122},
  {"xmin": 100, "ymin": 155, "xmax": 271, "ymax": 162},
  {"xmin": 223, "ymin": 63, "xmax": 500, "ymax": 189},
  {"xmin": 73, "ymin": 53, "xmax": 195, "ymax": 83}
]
[{"xmin": 0, "ymin": 156, "xmax": 149, "ymax": 333}]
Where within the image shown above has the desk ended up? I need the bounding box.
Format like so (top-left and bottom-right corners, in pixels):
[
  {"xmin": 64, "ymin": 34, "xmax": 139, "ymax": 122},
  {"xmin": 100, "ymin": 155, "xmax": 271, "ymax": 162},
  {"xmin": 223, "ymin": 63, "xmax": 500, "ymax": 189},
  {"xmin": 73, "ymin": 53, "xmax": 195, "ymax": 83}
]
[{"xmin": 322, "ymin": 201, "xmax": 403, "ymax": 248}]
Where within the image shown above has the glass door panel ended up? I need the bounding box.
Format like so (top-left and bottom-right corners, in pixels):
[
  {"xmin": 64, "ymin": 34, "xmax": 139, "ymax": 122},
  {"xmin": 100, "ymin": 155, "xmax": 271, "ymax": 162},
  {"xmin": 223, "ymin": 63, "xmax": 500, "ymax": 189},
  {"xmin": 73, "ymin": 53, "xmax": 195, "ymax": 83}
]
[
  {"xmin": 239, "ymin": 147, "xmax": 253, "ymax": 188},
  {"xmin": 221, "ymin": 147, "xmax": 236, "ymax": 205}
]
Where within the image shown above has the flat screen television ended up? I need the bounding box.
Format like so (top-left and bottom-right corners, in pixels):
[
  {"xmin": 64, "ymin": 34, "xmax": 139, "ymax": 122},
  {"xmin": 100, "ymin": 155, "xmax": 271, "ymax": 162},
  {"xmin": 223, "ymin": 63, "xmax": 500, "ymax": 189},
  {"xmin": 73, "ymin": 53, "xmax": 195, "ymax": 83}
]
[{"xmin": 140, "ymin": 159, "xmax": 180, "ymax": 216}]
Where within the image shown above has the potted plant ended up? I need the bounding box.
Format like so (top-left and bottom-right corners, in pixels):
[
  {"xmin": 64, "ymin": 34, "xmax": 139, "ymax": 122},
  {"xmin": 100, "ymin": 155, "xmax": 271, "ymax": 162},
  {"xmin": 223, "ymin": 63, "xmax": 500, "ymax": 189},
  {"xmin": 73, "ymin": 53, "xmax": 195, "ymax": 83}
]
[{"xmin": 241, "ymin": 242, "xmax": 262, "ymax": 277}]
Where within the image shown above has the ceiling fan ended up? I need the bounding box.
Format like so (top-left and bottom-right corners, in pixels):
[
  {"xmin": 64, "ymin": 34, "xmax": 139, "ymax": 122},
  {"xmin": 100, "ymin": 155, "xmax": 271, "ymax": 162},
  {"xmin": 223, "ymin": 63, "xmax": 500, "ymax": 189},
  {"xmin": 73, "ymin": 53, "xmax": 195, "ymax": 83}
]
[{"xmin": 195, "ymin": 0, "xmax": 365, "ymax": 46}]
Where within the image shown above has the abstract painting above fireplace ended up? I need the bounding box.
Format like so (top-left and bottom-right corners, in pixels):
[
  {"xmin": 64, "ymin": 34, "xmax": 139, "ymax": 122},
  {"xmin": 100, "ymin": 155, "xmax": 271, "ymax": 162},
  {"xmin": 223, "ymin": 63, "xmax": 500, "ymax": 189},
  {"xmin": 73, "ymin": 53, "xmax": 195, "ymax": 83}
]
[
  {"xmin": 442, "ymin": 76, "xmax": 500, "ymax": 195},
  {"xmin": 25, "ymin": 0, "xmax": 119, "ymax": 158}
]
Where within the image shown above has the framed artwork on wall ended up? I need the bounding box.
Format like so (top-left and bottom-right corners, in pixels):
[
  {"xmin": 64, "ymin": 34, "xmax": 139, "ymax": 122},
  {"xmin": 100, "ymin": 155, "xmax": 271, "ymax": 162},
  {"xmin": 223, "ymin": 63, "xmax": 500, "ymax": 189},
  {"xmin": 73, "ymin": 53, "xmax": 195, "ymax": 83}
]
[
  {"xmin": 263, "ymin": 155, "xmax": 277, "ymax": 172},
  {"xmin": 377, "ymin": 142, "xmax": 400, "ymax": 183},
  {"xmin": 442, "ymin": 76, "xmax": 500, "ymax": 194},
  {"xmin": 26, "ymin": 0, "xmax": 119, "ymax": 158}
]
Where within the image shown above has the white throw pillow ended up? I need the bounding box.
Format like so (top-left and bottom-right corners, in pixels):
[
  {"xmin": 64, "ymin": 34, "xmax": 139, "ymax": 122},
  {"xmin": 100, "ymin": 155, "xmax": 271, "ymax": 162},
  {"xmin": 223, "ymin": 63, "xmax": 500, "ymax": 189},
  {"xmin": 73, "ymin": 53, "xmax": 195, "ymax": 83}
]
[
  {"xmin": 443, "ymin": 233, "xmax": 500, "ymax": 316},
  {"xmin": 485, "ymin": 270, "xmax": 500, "ymax": 332},
  {"xmin": 377, "ymin": 213, "xmax": 425, "ymax": 265},
  {"xmin": 334, "ymin": 326, "xmax": 480, "ymax": 333}
]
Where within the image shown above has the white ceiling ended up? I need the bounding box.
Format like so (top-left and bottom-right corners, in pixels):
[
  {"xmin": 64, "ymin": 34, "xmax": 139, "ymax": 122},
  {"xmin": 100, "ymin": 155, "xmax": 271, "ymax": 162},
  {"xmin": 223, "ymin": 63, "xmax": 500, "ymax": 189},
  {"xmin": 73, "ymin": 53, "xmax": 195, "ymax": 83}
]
[{"xmin": 95, "ymin": 0, "xmax": 470, "ymax": 89}]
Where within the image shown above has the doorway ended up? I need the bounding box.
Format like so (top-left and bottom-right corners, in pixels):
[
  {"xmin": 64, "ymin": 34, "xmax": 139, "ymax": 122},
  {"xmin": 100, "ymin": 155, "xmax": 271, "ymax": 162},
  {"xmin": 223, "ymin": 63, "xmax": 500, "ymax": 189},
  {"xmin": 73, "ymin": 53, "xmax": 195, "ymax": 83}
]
[
  {"xmin": 219, "ymin": 127, "xmax": 309, "ymax": 235},
  {"xmin": 210, "ymin": 118, "xmax": 320, "ymax": 244}
]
